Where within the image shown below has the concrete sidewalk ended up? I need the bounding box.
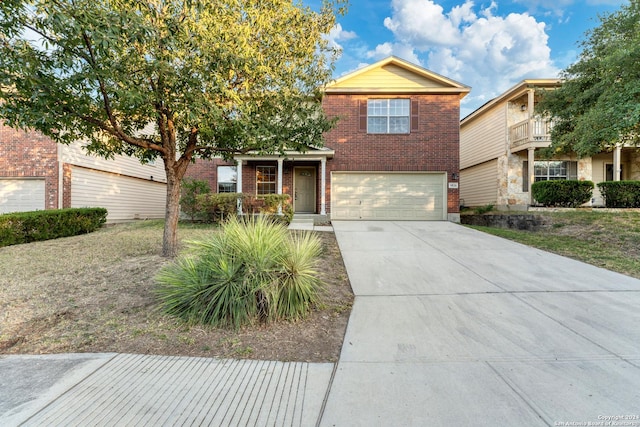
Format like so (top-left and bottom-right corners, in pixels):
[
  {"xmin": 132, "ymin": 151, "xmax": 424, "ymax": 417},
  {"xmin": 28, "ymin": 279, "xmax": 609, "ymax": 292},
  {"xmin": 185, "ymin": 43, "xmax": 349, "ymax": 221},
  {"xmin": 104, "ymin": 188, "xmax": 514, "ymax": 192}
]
[
  {"xmin": 320, "ymin": 221, "xmax": 640, "ymax": 426},
  {"xmin": 1, "ymin": 354, "xmax": 334, "ymax": 426}
]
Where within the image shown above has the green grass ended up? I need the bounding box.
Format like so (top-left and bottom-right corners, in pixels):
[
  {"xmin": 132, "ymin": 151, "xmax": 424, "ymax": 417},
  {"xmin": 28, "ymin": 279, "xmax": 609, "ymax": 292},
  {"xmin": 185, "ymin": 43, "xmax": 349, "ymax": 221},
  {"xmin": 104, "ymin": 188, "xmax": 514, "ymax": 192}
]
[{"xmin": 467, "ymin": 211, "xmax": 640, "ymax": 279}]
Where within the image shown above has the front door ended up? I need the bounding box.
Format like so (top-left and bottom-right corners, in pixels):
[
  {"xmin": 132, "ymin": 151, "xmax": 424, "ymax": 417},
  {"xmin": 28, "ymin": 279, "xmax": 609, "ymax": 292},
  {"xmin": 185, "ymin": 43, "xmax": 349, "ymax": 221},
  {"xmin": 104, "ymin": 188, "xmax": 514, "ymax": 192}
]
[{"xmin": 294, "ymin": 167, "xmax": 316, "ymax": 213}]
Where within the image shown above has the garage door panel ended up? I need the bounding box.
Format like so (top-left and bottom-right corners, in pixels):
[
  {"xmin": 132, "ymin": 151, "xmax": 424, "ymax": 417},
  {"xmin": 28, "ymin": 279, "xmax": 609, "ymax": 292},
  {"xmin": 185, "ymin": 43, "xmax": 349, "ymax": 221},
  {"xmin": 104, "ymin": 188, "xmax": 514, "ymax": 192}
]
[
  {"xmin": 332, "ymin": 173, "xmax": 445, "ymax": 221},
  {"xmin": 0, "ymin": 179, "xmax": 45, "ymax": 214},
  {"xmin": 71, "ymin": 167, "xmax": 166, "ymax": 222}
]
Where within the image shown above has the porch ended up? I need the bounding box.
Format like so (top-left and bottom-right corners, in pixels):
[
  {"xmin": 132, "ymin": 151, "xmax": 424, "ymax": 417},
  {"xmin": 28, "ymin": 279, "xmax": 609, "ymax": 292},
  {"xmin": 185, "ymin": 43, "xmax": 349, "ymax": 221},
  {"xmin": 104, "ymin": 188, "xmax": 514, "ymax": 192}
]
[{"xmin": 234, "ymin": 148, "xmax": 334, "ymax": 216}]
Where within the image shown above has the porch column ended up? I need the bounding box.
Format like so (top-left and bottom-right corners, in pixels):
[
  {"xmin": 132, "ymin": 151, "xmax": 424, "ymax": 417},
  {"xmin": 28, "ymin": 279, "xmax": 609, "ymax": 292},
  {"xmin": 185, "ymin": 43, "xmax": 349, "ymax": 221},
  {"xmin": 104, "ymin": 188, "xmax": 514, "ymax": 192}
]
[
  {"xmin": 236, "ymin": 159, "xmax": 243, "ymax": 215},
  {"xmin": 527, "ymin": 89, "xmax": 535, "ymax": 116},
  {"xmin": 528, "ymin": 147, "xmax": 535, "ymax": 205},
  {"xmin": 320, "ymin": 157, "xmax": 327, "ymax": 215},
  {"xmin": 613, "ymin": 145, "xmax": 622, "ymax": 181},
  {"xmin": 277, "ymin": 158, "xmax": 284, "ymax": 215}
]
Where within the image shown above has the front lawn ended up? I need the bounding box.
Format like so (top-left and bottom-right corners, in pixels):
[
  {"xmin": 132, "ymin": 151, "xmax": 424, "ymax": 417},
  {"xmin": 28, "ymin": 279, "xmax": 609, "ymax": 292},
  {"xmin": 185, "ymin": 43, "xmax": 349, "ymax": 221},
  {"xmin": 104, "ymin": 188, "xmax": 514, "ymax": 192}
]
[
  {"xmin": 0, "ymin": 220, "xmax": 353, "ymax": 361},
  {"xmin": 468, "ymin": 211, "xmax": 640, "ymax": 279}
]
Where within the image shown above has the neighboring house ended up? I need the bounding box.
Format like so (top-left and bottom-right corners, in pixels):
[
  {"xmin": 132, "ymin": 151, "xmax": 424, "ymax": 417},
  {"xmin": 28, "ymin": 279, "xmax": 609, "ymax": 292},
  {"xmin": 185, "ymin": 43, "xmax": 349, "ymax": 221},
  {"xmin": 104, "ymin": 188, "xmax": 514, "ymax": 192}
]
[
  {"xmin": 0, "ymin": 123, "xmax": 167, "ymax": 222},
  {"xmin": 460, "ymin": 79, "xmax": 640, "ymax": 209},
  {"xmin": 185, "ymin": 56, "xmax": 470, "ymax": 222}
]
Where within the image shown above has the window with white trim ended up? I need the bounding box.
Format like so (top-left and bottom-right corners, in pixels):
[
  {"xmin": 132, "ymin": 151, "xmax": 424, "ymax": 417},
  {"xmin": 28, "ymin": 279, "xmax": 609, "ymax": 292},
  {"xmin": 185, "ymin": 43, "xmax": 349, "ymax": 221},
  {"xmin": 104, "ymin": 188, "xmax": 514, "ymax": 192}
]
[
  {"xmin": 217, "ymin": 166, "xmax": 237, "ymax": 193},
  {"xmin": 367, "ymin": 99, "xmax": 410, "ymax": 134},
  {"xmin": 256, "ymin": 166, "xmax": 276, "ymax": 195},
  {"xmin": 533, "ymin": 161, "xmax": 578, "ymax": 182}
]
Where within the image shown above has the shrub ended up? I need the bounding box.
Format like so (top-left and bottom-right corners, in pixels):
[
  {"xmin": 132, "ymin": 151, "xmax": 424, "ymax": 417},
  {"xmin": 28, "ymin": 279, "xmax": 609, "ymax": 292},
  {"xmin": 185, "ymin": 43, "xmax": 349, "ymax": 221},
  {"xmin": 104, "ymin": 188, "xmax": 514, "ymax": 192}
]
[
  {"xmin": 180, "ymin": 179, "xmax": 210, "ymax": 222},
  {"xmin": 0, "ymin": 208, "xmax": 107, "ymax": 247},
  {"xmin": 473, "ymin": 204, "xmax": 494, "ymax": 215},
  {"xmin": 196, "ymin": 193, "xmax": 293, "ymax": 224},
  {"xmin": 197, "ymin": 193, "xmax": 242, "ymax": 223},
  {"xmin": 532, "ymin": 180, "xmax": 594, "ymax": 207},
  {"xmin": 155, "ymin": 215, "xmax": 323, "ymax": 328},
  {"xmin": 597, "ymin": 181, "xmax": 640, "ymax": 207}
]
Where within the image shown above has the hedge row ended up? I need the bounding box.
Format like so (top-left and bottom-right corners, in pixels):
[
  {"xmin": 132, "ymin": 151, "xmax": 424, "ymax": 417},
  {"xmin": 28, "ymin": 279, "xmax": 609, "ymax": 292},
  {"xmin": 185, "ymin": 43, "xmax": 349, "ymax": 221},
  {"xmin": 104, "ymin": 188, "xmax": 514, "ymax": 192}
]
[
  {"xmin": 0, "ymin": 208, "xmax": 107, "ymax": 247},
  {"xmin": 532, "ymin": 180, "xmax": 594, "ymax": 207},
  {"xmin": 597, "ymin": 181, "xmax": 640, "ymax": 208},
  {"xmin": 195, "ymin": 193, "xmax": 293, "ymax": 224}
]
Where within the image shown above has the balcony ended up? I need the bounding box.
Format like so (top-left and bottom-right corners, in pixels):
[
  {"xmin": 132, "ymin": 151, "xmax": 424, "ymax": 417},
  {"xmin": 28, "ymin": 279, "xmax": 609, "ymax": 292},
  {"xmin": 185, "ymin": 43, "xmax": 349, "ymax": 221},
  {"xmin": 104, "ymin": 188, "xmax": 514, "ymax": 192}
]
[{"xmin": 509, "ymin": 117, "xmax": 554, "ymax": 152}]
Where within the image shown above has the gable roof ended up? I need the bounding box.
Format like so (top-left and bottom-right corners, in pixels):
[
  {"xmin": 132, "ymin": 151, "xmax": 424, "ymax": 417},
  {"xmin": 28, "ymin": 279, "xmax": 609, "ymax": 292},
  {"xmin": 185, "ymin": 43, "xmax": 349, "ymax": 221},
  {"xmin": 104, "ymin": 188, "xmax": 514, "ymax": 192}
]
[
  {"xmin": 461, "ymin": 78, "xmax": 562, "ymax": 126},
  {"xmin": 325, "ymin": 56, "xmax": 470, "ymax": 98}
]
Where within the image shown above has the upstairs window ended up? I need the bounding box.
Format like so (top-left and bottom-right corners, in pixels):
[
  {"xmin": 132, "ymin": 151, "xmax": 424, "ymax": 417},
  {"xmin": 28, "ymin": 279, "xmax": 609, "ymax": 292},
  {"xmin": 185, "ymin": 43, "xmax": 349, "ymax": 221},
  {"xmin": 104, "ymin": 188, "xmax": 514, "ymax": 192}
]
[{"xmin": 366, "ymin": 99, "xmax": 411, "ymax": 134}]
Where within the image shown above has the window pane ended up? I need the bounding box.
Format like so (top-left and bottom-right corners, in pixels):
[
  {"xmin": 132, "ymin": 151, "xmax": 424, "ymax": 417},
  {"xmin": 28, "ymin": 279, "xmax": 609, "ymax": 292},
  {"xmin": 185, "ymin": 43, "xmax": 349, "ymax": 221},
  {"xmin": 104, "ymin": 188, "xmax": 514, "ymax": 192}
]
[
  {"xmin": 389, "ymin": 117, "xmax": 409, "ymax": 133},
  {"xmin": 367, "ymin": 117, "xmax": 387, "ymax": 133},
  {"xmin": 534, "ymin": 161, "xmax": 570, "ymax": 182},
  {"xmin": 257, "ymin": 166, "xmax": 276, "ymax": 195},
  {"xmin": 217, "ymin": 166, "xmax": 237, "ymax": 193},
  {"xmin": 389, "ymin": 99, "xmax": 409, "ymax": 115},
  {"xmin": 366, "ymin": 99, "xmax": 410, "ymax": 134},
  {"xmin": 367, "ymin": 99, "xmax": 388, "ymax": 116}
]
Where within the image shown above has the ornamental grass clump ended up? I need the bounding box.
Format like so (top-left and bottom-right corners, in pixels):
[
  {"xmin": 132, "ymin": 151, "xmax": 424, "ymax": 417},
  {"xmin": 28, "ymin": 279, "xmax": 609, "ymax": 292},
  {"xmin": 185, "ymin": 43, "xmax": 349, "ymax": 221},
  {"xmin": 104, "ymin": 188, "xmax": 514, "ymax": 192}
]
[{"xmin": 155, "ymin": 215, "xmax": 323, "ymax": 328}]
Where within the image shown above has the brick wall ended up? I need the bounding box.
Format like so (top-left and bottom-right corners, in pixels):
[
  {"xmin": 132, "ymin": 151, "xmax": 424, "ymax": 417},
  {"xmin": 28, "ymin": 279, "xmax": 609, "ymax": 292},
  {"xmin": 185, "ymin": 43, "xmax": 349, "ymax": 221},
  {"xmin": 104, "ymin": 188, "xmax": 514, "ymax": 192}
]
[
  {"xmin": 0, "ymin": 124, "xmax": 60, "ymax": 209},
  {"xmin": 322, "ymin": 93, "xmax": 461, "ymax": 213},
  {"xmin": 183, "ymin": 158, "xmax": 220, "ymax": 192},
  {"xmin": 184, "ymin": 93, "xmax": 462, "ymax": 215}
]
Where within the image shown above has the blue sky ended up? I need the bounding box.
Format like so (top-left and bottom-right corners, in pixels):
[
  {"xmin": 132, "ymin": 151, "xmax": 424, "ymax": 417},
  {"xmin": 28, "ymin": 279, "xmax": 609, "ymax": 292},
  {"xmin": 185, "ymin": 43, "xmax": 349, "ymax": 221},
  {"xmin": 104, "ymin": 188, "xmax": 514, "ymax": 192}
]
[{"xmin": 322, "ymin": 0, "xmax": 626, "ymax": 117}]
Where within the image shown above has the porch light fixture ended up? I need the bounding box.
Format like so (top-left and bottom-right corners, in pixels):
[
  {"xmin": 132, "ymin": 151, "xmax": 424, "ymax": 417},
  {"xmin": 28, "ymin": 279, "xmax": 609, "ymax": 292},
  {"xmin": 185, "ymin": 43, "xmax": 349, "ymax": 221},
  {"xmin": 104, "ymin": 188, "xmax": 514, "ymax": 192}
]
[
  {"xmin": 451, "ymin": 172, "xmax": 458, "ymax": 180},
  {"xmin": 520, "ymin": 104, "xmax": 527, "ymax": 111}
]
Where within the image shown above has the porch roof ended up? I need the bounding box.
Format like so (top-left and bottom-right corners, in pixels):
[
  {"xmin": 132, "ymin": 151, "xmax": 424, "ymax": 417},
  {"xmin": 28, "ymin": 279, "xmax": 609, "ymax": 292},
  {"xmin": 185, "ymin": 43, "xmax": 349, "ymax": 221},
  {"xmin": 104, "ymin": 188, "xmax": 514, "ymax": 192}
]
[{"xmin": 234, "ymin": 147, "xmax": 334, "ymax": 162}]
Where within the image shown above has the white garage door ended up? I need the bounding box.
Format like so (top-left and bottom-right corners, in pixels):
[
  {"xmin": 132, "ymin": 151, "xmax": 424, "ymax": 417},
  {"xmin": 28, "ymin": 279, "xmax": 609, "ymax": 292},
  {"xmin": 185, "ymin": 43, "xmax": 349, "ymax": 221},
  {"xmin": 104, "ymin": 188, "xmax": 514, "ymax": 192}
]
[
  {"xmin": 71, "ymin": 167, "xmax": 166, "ymax": 222},
  {"xmin": 0, "ymin": 179, "xmax": 45, "ymax": 214},
  {"xmin": 331, "ymin": 172, "xmax": 446, "ymax": 220}
]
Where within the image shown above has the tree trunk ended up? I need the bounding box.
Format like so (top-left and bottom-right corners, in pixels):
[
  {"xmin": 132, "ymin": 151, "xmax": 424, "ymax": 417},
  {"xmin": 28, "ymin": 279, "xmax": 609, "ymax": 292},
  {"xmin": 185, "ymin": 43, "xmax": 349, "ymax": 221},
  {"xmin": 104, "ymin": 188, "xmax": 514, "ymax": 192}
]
[{"xmin": 162, "ymin": 166, "xmax": 182, "ymax": 258}]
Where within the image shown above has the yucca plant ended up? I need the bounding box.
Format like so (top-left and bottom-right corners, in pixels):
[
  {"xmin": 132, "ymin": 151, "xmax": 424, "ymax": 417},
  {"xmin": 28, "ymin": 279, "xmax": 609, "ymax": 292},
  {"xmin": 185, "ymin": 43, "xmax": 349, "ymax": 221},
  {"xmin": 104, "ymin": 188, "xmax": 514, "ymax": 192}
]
[
  {"xmin": 276, "ymin": 231, "xmax": 323, "ymax": 319},
  {"xmin": 155, "ymin": 215, "xmax": 323, "ymax": 328}
]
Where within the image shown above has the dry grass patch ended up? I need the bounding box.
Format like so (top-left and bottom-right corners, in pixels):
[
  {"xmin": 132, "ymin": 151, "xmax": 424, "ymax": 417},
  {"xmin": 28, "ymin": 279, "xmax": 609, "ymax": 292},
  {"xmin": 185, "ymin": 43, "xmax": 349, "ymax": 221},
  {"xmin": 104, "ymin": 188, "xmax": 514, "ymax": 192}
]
[{"xmin": 0, "ymin": 221, "xmax": 353, "ymax": 362}]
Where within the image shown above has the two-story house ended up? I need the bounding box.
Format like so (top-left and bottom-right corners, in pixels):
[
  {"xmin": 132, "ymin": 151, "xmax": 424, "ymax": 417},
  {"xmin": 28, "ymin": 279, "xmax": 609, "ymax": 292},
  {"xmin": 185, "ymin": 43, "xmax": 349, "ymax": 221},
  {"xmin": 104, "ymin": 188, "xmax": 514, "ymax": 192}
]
[
  {"xmin": 459, "ymin": 79, "xmax": 640, "ymax": 209},
  {"xmin": 185, "ymin": 56, "xmax": 470, "ymax": 222}
]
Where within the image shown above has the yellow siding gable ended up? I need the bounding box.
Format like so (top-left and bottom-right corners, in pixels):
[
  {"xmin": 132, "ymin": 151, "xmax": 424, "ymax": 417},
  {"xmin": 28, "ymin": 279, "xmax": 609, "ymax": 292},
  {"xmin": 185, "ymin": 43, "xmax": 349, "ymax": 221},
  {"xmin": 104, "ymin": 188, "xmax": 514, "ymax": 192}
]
[
  {"xmin": 330, "ymin": 64, "xmax": 445, "ymax": 90},
  {"xmin": 325, "ymin": 56, "xmax": 470, "ymax": 96}
]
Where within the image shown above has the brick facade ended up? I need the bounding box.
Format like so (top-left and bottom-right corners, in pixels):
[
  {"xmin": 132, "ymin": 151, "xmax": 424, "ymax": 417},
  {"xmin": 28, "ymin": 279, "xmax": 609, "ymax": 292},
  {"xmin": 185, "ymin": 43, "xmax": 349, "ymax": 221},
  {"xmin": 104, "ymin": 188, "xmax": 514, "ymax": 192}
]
[
  {"xmin": 322, "ymin": 93, "xmax": 461, "ymax": 214},
  {"xmin": 0, "ymin": 124, "xmax": 60, "ymax": 209},
  {"xmin": 184, "ymin": 93, "xmax": 462, "ymax": 216}
]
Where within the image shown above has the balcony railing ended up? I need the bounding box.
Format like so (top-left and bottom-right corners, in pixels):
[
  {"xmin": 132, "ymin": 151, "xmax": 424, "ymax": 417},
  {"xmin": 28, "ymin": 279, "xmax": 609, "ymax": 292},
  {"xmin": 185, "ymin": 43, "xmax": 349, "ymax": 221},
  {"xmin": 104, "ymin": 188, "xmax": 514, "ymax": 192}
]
[{"xmin": 509, "ymin": 117, "xmax": 554, "ymax": 150}]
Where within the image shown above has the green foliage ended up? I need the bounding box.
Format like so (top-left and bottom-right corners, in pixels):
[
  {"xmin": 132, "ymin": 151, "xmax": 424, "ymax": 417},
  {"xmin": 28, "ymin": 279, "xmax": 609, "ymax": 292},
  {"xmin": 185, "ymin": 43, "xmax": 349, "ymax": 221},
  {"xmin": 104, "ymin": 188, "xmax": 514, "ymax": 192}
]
[
  {"xmin": 155, "ymin": 216, "xmax": 323, "ymax": 328},
  {"xmin": 597, "ymin": 181, "xmax": 640, "ymax": 207},
  {"xmin": 473, "ymin": 204, "xmax": 495, "ymax": 215},
  {"xmin": 536, "ymin": 1, "xmax": 640, "ymax": 157},
  {"xmin": 196, "ymin": 193, "xmax": 241, "ymax": 223},
  {"xmin": 196, "ymin": 193, "xmax": 293, "ymax": 224},
  {"xmin": 258, "ymin": 194, "xmax": 294, "ymax": 224},
  {"xmin": 0, "ymin": 208, "xmax": 107, "ymax": 247},
  {"xmin": 180, "ymin": 179, "xmax": 211, "ymax": 222},
  {"xmin": 532, "ymin": 180, "xmax": 594, "ymax": 207},
  {"xmin": 0, "ymin": 0, "xmax": 343, "ymax": 256}
]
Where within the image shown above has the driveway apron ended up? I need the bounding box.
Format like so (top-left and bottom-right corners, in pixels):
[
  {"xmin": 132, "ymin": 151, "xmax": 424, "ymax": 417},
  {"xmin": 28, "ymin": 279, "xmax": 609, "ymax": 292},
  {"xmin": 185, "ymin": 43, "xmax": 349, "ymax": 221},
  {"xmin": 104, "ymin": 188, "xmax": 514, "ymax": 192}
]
[{"xmin": 320, "ymin": 221, "xmax": 640, "ymax": 426}]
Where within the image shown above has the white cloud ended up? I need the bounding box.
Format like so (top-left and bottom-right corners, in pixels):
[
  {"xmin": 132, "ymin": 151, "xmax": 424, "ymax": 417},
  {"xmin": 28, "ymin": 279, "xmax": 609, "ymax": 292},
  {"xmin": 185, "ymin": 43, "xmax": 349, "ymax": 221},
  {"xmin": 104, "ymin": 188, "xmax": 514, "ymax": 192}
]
[
  {"xmin": 327, "ymin": 23, "xmax": 358, "ymax": 51},
  {"xmin": 366, "ymin": 42, "xmax": 422, "ymax": 65},
  {"xmin": 377, "ymin": 0, "xmax": 560, "ymax": 116}
]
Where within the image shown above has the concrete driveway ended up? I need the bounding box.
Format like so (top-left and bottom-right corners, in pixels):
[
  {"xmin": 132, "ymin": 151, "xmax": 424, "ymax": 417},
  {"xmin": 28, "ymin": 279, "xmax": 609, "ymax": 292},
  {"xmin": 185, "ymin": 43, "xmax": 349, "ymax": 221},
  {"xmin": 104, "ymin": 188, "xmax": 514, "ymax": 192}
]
[{"xmin": 320, "ymin": 221, "xmax": 640, "ymax": 426}]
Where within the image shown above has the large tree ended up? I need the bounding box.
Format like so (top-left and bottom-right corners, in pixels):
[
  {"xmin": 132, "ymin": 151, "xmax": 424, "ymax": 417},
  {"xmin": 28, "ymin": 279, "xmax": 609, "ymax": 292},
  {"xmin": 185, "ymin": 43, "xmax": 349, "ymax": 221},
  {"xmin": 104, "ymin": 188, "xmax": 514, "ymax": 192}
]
[
  {"xmin": 536, "ymin": 0, "xmax": 640, "ymax": 158},
  {"xmin": 0, "ymin": 0, "xmax": 343, "ymax": 256}
]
